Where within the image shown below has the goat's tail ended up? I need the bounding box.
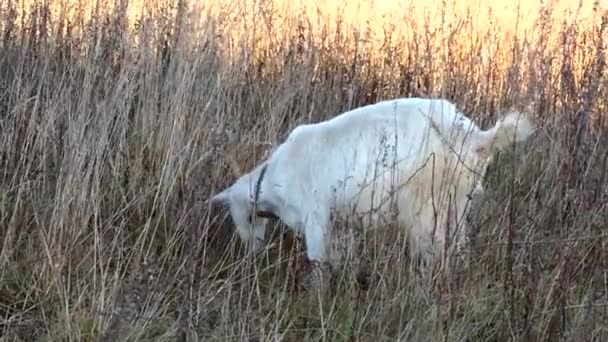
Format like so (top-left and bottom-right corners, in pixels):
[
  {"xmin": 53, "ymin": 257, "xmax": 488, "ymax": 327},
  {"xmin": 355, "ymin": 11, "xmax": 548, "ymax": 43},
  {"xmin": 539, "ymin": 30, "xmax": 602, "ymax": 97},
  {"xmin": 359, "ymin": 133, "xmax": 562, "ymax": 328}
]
[
  {"xmin": 489, "ymin": 111, "xmax": 535, "ymax": 150},
  {"xmin": 478, "ymin": 112, "xmax": 535, "ymax": 149}
]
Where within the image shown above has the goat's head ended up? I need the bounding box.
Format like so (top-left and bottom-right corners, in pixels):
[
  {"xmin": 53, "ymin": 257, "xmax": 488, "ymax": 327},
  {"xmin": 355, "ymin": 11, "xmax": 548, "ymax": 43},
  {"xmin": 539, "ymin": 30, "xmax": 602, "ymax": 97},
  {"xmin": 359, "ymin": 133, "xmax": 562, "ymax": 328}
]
[{"xmin": 209, "ymin": 163, "xmax": 272, "ymax": 253}]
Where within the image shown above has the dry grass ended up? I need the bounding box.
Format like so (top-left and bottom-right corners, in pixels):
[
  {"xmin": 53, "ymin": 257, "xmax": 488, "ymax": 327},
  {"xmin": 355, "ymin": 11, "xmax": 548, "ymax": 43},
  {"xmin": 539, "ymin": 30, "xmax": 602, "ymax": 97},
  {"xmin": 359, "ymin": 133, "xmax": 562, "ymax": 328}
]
[{"xmin": 0, "ymin": 0, "xmax": 607, "ymax": 341}]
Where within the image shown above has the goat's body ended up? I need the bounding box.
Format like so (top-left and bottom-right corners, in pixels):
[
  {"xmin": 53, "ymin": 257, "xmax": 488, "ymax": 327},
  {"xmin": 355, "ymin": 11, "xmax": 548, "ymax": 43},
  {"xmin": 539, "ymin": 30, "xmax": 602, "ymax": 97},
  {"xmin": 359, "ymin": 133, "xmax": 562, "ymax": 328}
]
[
  {"xmin": 211, "ymin": 97, "xmax": 534, "ymax": 283},
  {"xmin": 260, "ymin": 98, "xmax": 474, "ymax": 262}
]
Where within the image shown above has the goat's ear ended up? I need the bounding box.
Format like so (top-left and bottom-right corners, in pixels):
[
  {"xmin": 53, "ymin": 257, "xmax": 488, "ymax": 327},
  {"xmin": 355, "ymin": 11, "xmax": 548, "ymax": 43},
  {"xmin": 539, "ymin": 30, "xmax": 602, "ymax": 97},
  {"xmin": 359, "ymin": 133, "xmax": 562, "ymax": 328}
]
[{"xmin": 209, "ymin": 189, "xmax": 230, "ymax": 209}]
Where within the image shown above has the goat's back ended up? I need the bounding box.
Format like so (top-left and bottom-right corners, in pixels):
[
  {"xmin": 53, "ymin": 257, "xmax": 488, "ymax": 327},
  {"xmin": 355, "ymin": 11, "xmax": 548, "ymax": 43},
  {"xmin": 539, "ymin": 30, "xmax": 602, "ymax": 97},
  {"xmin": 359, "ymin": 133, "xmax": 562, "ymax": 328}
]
[{"xmin": 264, "ymin": 98, "xmax": 465, "ymax": 224}]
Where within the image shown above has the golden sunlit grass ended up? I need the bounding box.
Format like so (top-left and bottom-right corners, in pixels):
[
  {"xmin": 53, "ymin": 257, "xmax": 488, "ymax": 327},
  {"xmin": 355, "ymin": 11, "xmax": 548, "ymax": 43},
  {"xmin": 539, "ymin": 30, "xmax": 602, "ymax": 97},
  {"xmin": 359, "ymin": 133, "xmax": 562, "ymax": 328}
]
[{"xmin": 0, "ymin": 0, "xmax": 607, "ymax": 340}]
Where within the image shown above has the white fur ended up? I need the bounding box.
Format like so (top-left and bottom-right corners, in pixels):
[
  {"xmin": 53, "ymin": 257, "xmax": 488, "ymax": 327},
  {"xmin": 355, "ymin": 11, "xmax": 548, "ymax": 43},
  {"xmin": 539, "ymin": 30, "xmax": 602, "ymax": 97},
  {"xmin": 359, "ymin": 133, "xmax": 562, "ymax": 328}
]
[{"xmin": 210, "ymin": 97, "xmax": 535, "ymax": 273}]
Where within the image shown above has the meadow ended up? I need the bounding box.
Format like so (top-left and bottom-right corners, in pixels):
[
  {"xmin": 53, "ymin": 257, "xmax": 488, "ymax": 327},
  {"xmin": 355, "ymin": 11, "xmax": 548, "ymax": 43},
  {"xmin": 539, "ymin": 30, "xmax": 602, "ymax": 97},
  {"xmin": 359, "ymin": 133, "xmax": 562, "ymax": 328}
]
[{"xmin": 0, "ymin": 0, "xmax": 607, "ymax": 340}]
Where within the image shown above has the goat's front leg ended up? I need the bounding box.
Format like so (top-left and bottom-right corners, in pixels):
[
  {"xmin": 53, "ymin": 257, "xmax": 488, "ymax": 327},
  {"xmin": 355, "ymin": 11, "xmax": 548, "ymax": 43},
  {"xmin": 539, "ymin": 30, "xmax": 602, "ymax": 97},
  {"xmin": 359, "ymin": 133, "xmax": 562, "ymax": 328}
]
[{"xmin": 303, "ymin": 214, "xmax": 331, "ymax": 290}]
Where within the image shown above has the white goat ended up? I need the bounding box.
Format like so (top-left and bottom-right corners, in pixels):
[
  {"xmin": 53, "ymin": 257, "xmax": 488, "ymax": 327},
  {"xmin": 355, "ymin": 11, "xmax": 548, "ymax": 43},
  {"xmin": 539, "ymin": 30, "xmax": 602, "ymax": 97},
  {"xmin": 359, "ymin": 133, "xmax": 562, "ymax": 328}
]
[{"xmin": 209, "ymin": 97, "xmax": 535, "ymax": 285}]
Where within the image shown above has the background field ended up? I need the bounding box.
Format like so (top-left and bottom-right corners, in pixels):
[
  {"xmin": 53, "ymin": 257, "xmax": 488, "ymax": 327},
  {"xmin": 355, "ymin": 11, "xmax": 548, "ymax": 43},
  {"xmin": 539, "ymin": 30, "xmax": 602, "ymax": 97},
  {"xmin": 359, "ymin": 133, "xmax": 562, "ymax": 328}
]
[{"xmin": 1, "ymin": 0, "xmax": 607, "ymax": 341}]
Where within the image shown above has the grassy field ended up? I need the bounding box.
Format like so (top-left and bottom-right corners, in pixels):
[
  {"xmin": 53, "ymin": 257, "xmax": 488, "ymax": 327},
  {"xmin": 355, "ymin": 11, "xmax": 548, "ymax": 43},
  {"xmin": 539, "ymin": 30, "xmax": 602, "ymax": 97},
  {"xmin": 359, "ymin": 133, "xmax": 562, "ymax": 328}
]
[{"xmin": 0, "ymin": 0, "xmax": 607, "ymax": 341}]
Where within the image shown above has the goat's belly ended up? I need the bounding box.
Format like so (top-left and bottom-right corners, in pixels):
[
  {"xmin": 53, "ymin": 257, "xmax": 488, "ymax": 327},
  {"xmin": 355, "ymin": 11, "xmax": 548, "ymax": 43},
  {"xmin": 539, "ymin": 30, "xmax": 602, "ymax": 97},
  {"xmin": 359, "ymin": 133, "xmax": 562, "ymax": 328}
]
[{"xmin": 331, "ymin": 185, "xmax": 403, "ymax": 228}]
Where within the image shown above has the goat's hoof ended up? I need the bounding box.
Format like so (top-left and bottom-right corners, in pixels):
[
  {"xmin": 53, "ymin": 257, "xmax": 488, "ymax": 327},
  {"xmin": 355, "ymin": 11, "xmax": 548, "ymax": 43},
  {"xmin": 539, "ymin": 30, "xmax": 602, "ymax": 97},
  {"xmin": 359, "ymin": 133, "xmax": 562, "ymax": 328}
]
[{"xmin": 302, "ymin": 261, "xmax": 331, "ymax": 290}]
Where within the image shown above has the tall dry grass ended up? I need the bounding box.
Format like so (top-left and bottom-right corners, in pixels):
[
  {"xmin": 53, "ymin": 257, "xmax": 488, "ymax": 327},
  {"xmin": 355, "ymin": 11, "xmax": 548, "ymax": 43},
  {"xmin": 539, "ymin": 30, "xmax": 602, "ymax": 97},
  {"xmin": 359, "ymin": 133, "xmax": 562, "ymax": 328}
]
[{"xmin": 0, "ymin": 0, "xmax": 607, "ymax": 340}]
